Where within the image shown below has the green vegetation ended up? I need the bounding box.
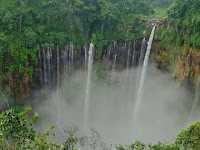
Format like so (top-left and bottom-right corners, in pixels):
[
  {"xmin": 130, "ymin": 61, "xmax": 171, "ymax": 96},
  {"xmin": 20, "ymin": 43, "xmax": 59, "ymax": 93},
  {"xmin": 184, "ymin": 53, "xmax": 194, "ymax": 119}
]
[
  {"xmin": 0, "ymin": 0, "xmax": 199, "ymax": 83},
  {"xmin": 0, "ymin": 107, "xmax": 77, "ymax": 149},
  {"xmin": 0, "ymin": 0, "xmax": 155, "ymax": 79},
  {"xmin": 0, "ymin": 107, "xmax": 61, "ymax": 149},
  {"xmin": 0, "ymin": 107, "xmax": 200, "ymax": 149},
  {"xmin": 0, "ymin": 1, "xmax": 200, "ymax": 149},
  {"xmin": 152, "ymin": 0, "xmax": 174, "ymax": 8},
  {"xmin": 0, "ymin": 107, "xmax": 110, "ymax": 150},
  {"xmin": 150, "ymin": 0, "xmax": 174, "ymax": 18},
  {"xmin": 155, "ymin": 0, "xmax": 200, "ymax": 49},
  {"xmin": 168, "ymin": 0, "xmax": 200, "ymax": 47},
  {"xmin": 0, "ymin": 0, "xmax": 186, "ymax": 98}
]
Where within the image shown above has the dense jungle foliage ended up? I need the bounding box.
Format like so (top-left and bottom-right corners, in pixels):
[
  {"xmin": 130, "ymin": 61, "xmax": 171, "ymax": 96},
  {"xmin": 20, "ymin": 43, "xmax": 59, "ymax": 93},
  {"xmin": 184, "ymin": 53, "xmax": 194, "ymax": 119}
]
[
  {"xmin": 0, "ymin": 107, "xmax": 200, "ymax": 150},
  {"xmin": 1, "ymin": 0, "xmax": 200, "ymax": 149},
  {"xmin": 0, "ymin": 0, "xmax": 199, "ymax": 79},
  {"xmin": 155, "ymin": 0, "xmax": 200, "ymax": 49},
  {"xmin": 0, "ymin": 0, "xmax": 155, "ymax": 78},
  {"xmin": 0, "ymin": 0, "xmax": 187, "ymax": 79}
]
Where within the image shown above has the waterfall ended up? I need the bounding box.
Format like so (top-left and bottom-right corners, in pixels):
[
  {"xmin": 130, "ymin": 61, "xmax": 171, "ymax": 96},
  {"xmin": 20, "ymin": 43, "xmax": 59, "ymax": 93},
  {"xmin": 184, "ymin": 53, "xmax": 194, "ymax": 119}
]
[
  {"xmin": 124, "ymin": 43, "xmax": 130, "ymax": 92},
  {"xmin": 136, "ymin": 38, "xmax": 147, "ymax": 89},
  {"xmin": 48, "ymin": 48, "xmax": 52, "ymax": 87},
  {"xmin": 0, "ymin": 91, "xmax": 10, "ymax": 109},
  {"xmin": 84, "ymin": 43, "xmax": 94, "ymax": 128},
  {"xmin": 47, "ymin": 48, "xmax": 51, "ymax": 86},
  {"xmin": 111, "ymin": 55, "xmax": 117, "ymax": 85},
  {"xmin": 65, "ymin": 45, "xmax": 69, "ymax": 75},
  {"xmin": 128, "ymin": 42, "xmax": 134, "ymax": 102},
  {"xmin": 133, "ymin": 26, "xmax": 156, "ymax": 124},
  {"xmin": 71, "ymin": 43, "xmax": 74, "ymax": 77},
  {"xmin": 139, "ymin": 38, "xmax": 147, "ymax": 66},
  {"xmin": 126, "ymin": 43, "xmax": 130, "ymax": 67},
  {"xmin": 56, "ymin": 46, "xmax": 62, "ymax": 124},
  {"xmin": 50, "ymin": 48, "xmax": 53, "ymax": 82},
  {"xmin": 132, "ymin": 41, "xmax": 136, "ymax": 67},
  {"xmin": 57, "ymin": 46, "xmax": 60, "ymax": 88},
  {"xmin": 43, "ymin": 48, "xmax": 47, "ymax": 85},
  {"xmin": 85, "ymin": 45, "xmax": 88, "ymax": 71},
  {"xmin": 39, "ymin": 47, "xmax": 43, "ymax": 87},
  {"xmin": 107, "ymin": 43, "xmax": 111, "ymax": 60},
  {"xmin": 111, "ymin": 42, "xmax": 117, "ymax": 87}
]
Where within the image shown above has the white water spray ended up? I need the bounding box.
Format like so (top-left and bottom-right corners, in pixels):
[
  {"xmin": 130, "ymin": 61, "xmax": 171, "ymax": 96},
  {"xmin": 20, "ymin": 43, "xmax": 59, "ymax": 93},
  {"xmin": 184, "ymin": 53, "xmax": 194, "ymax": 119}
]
[
  {"xmin": 84, "ymin": 43, "xmax": 94, "ymax": 128},
  {"xmin": 43, "ymin": 48, "xmax": 47, "ymax": 84},
  {"xmin": 139, "ymin": 38, "xmax": 147, "ymax": 66},
  {"xmin": 85, "ymin": 45, "xmax": 88, "ymax": 71},
  {"xmin": 47, "ymin": 48, "xmax": 51, "ymax": 87},
  {"xmin": 56, "ymin": 46, "xmax": 61, "ymax": 124},
  {"xmin": 136, "ymin": 38, "xmax": 147, "ymax": 89},
  {"xmin": 134, "ymin": 26, "xmax": 156, "ymax": 124},
  {"xmin": 132, "ymin": 41, "xmax": 136, "ymax": 67},
  {"xmin": 39, "ymin": 47, "xmax": 43, "ymax": 86}
]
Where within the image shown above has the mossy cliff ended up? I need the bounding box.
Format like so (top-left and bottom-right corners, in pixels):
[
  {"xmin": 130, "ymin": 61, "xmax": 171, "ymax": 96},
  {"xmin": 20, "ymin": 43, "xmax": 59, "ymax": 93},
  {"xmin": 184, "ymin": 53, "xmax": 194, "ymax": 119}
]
[{"xmin": 151, "ymin": 31, "xmax": 200, "ymax": 94}]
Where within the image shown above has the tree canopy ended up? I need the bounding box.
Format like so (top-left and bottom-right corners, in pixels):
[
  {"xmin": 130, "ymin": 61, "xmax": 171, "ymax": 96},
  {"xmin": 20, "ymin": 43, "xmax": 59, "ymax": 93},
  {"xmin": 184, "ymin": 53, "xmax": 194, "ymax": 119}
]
[
  {"xmin": 0, "ymin": 0, "xmax": 154, "ymax": 78},
  {"xmin": 155, "ymin": 0, "xmax": 200, "ymax": 48}
]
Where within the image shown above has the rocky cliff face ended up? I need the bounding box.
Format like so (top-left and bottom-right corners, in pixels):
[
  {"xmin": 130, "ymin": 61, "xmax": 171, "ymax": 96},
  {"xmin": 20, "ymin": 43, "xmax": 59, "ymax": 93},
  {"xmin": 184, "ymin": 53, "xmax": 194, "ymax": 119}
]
[
  {"xmin": 4, "ymin": 40, "xmax": 147, "ymax": 103},
  {"xmin": 151, "ymin": 42, "xmax": 200, "ymax": 94},
  {"xmin": 4, "ymin": 35, "xmax": 200, "ymax": 107},
  {"xmin": 4, "ymin": 71, "xmax": 31, "ymax": 104},
  {"xmin": 5, "ymin": 34, "xmax": 200, "ymax": 106}
]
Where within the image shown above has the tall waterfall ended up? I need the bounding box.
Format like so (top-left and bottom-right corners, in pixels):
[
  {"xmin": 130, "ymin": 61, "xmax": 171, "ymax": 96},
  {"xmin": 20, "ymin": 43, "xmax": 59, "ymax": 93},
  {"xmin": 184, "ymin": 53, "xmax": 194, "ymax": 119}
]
[
  {"xmin": 85, "ymin": 45, "xmax": 88, "ymax": 71},
  {"xmin": 133, "ymin": 26, "xmax": 156, "ymax": 124},
  {"xmin": 57, "ymin": 46, "xmax": 60, "ymax": 88},
  {"xmin": 124, "ymin": 43, "xmax": 130, "ymax": 92},
  {"xmin": 132, "ymin": 41, "xmax": 136, "ymax": 67},
  {"xmin": 56, "ymin": 46, "xmax": 61, "ymax": 123},
  {"xmin": 84, "ymin": 43, "xmax": 94, "ymax": 128},
  {"xmin": 39, "ymin": 47, "xmax": 43, "ymax": 87},
  {"xmin": 47, "ymin": 48, "xmax": 51, "ymax": 87},
  {"xmin": 139, "ymin": 38, "xmax": 147, "ymax": 66},
  {"xmin": 136, "ymin": 38, "xmax": 147, "ymax": 89},
  {"xmin": 43, "ymin": 48, "xmax": 47, "ymax": 84}
]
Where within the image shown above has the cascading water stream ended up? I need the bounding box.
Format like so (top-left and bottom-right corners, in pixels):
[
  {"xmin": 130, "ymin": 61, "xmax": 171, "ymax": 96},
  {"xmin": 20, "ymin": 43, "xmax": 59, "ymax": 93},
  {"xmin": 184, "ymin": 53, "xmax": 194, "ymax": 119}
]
[
  {"xmin": 128, "ymin": 41, "xmax": 136, "ymax": 102},
  {"xmin": 132, "ymin": 41, "xmax": 136, "ymax": 67},
  {"xmin": 84, "ymin": 43, "xmax": 94, "ymax": 128},
  {"xmin": 56, "ymin": 46, "xmax": 61, "ymax": 123},
  {"xmin": 111, "ymin": 42, "xmax": 117, "ymax": 85},
  {"xmin": 0, "ymin": 91, "xmax": 10, "ymax": 109},
  {"xmin": 123, "ymin": 43, "xmax": 129, "ymax": 93},
  {"xmin": 57, "ymin": 46, "xmax": 60, "ymax": 89},
  {"xmin": 136, "ymin": 38, "xmax": 147, "ymax": 90},
  {"xmin": 39, "ymin": 47, "xmax": 43, "ymax": 87},
  {"xmin": 133, "ymin": 26, "xmax": 156, "ymax": 124},
  {"xmin": 43, "ymin": 48, "xmax": 47, "ymax": 85},
  {"xmin": 50, "ymin": 49, "xmax": 52, "ymax": 79},
  {"xmin": 85, "ymin": 45, "xmax": 88, "ymax": 71},
  {"xmin": 47, "ymin": 48, "xmax": 51, "ymax": 87},
  {"xmin": 139, "ymin": 38, "xmax": 147, "ymax": 66}
]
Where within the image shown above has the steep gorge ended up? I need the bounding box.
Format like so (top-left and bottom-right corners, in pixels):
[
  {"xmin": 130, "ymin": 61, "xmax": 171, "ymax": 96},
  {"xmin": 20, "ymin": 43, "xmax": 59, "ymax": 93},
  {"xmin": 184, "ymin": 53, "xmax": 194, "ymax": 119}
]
[
  {"xmin": 3, "ymin": 25, "xmax": 200, "ymax": 112},
  {"xmin": 2, "ymin": 40, "xmax": 147, "ymax": 105}
]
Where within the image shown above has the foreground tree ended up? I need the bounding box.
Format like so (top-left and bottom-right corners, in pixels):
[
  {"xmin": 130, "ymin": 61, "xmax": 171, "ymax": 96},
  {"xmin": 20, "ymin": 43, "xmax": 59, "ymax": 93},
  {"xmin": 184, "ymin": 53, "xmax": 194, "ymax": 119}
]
[{"xmin": 0, "ymin": 107, "xmax": 61, "ymax": 149}]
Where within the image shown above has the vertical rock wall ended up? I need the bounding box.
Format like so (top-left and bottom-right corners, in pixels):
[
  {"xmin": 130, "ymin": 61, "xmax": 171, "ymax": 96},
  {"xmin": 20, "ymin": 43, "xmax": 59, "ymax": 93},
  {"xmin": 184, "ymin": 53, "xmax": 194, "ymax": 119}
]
[{"xmin": 3, "ymin": 39, "xmax": 147, "ymax": 103}]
